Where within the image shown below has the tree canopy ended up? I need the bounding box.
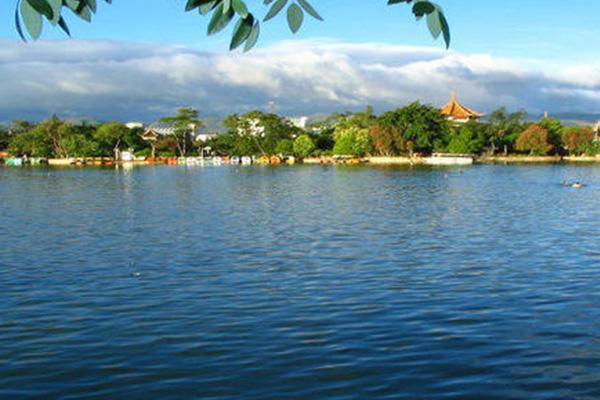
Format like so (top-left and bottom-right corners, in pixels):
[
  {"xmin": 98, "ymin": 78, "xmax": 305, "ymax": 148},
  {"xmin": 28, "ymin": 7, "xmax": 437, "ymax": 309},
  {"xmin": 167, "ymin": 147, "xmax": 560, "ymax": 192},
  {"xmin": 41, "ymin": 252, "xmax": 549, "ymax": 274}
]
[{"xmin": 13, "ymin": 0, "xmax": 451, "ymax": 51}]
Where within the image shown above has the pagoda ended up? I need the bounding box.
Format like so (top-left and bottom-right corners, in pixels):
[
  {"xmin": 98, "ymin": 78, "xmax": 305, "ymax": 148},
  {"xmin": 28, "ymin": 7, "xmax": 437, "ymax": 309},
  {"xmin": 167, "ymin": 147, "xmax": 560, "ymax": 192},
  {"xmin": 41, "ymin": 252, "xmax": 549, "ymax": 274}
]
[{"xmin": 440, "ymin": 91, "xmax": 483, "ymax": 123}]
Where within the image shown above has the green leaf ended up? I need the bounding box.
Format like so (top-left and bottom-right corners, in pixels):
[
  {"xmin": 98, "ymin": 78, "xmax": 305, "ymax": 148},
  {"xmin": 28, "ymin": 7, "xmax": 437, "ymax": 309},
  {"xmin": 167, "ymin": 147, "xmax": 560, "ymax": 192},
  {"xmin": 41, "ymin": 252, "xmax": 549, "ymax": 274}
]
[
  {"xmin": 15, "ymin": 3, "xmax": 26, "ymax": 41},
  {"xmin": 26, "ymin": 0, "xmax": 53, "ymax": 20},
  {"xmin": 264, "ymin": 0, "xmax": 287, "ymax": 21},
  {"xmin": 426, "ymin": 9, "xmax": 441, "ymax": 38},
  {"xmin": 231, "ymin": 0, "xmax": 249, "ymax": 18},
  {"xmin": 244, "ymin": 21, "xmax": 260, "ymax": 52},
  {"xmin": 412, "ymin": 1, "xmax": 435, "ymax": 17},
  {"xmin": 47, "ymin": 0, "xmax": 62, "ymax": 24},
  {"xmin": 199, "ymin": 1, "xmax": 217, "ymax": 15},
  {"xmin": 20, "ymin": 0, "xmax": 43, "ymax": 39},
  {"xmin": 230, "ymin": 15, "xmax": 254, "ymax": 50},
  {"xmin": 185, "ymin": 0, "xmax": 202, "ymax": 12},
  {"xmin": 207, "ymin": 4, "xmax": 234, "ymax": 35},
  {"xmin": 297, "ymin": 0, "xmax": 322, "ymax": 21},
  {"xmin": 286, "ymin": 3, "xmax": 303, "ymax": 34},
  {"xmin": 440, "ymin": 11, "xmax": 451, "ymax": 48},
  {"xmin": 58, "ymin": 16, "xmax": 71, "ymax": 35}
]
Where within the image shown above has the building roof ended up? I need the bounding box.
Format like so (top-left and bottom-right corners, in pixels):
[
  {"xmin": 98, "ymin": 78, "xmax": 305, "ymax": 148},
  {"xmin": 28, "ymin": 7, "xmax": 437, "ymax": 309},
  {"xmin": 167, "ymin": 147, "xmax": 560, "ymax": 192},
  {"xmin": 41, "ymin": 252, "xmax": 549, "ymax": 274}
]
[{"xmin": 440, "ymin": 91, "xmax": 483, "ymax": 120}]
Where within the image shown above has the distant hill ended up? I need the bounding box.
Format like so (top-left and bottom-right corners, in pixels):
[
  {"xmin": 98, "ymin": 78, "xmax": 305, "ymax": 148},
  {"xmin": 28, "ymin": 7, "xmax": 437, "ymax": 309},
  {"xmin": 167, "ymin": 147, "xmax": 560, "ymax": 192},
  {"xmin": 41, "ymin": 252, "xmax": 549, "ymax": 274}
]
[{"xmin": 531, "ymin": 113, "xmax": 600, "ymax": 126}]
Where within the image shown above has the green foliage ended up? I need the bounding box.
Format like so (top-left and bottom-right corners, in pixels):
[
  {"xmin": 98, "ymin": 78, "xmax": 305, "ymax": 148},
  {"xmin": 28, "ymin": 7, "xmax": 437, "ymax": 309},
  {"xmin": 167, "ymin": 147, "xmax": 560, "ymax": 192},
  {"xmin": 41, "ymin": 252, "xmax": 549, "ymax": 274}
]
[
  {"xmin": 446, "ymin": 121, "xmax": 486, "ymax": 154},
  {"xmin": 377, "ymin": 102, "xmax": 450, "ymax": 155},
  {"xmin": 293, "ymin": 134, "xmax": 315, "ymax": 158},
  {"xmin": 486, "ymin": 107, "xmax": 528, "ymax": 154},
  {"xmin": 222, "ymin": 110, "xmax": 300, "ymax": 155},
  {"xmin": 0, "ymin": 126, "xmax": 9, "ymax": 151},
  {"xmin": 333, "ymin": 126, "xmax": 372, "ymax": 157},
  {"xmin": 313, "ymin": 128, "xmax": 335, "ymax": 152},
  {"xmin": 93, "ymin": 122, "xmax": 130, "ymax": 156},
  {"xmin": 14, "ymin": 0, "xmax": 450, "ymax": 51},
  {"xmin": 538, "ymin": 117, "xmax": 563, "ymax": 154},
  {"xmin": 160, "ymin": 107, "xmax": 203, "ymax": 156},
  {"xmin": 275, "ymin": 138, "xmax": 294, "ymax": 155},
  {"xmin": 8, "ymin": 123, "xmax": 53, "ymax": 157},
  {"xmin": 580, "ymin": 141, "xmax": 600, "ymax": 156}
]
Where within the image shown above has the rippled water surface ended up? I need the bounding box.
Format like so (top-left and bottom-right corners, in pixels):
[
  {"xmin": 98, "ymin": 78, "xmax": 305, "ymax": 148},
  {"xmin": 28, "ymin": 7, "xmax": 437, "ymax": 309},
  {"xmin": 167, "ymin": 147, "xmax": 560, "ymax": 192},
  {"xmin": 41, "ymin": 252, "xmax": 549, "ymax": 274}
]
[{"xmin": 2, "ymin": 164, "xmax": 600, "ymax": 399}]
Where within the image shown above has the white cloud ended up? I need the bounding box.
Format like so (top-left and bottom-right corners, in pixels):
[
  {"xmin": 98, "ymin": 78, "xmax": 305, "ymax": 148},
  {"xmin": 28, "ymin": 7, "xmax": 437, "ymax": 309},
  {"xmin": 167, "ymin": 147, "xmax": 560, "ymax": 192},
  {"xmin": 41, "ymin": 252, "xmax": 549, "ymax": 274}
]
[{"xmin": 1, "ymin": 38, "xmax": 600, "ymax": 122}]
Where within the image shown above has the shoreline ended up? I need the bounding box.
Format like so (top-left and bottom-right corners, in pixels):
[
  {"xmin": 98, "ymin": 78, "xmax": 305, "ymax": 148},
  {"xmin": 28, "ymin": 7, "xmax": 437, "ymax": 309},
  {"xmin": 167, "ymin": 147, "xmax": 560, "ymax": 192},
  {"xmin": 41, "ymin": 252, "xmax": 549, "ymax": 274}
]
[{"xmin": 3, "ymin": 155, "xmax": 600, "ymax": 167}]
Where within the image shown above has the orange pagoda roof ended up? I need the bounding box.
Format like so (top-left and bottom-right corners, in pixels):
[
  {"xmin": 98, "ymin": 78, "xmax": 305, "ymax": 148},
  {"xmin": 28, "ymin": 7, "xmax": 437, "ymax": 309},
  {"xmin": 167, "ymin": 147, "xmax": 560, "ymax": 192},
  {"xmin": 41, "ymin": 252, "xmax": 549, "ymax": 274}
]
[{"xmin": 440, "ymin": 91, "xmax": 483, "ymax": 120}]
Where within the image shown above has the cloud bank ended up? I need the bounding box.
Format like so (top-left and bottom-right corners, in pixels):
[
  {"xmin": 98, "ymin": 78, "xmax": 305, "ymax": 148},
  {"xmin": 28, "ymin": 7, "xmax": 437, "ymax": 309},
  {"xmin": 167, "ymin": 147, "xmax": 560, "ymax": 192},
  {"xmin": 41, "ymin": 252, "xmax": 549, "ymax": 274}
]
[{"xmin": 1, "ymin": 38, "xmax": 600, "ymax": 122}]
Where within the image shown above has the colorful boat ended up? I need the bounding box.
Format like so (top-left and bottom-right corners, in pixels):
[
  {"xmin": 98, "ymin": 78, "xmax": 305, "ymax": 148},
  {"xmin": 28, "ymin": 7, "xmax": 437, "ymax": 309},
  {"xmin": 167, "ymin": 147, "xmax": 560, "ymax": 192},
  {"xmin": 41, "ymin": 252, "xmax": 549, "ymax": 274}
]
[
  {"xmin": 6, "ymin": 157, "xmax": 23, "ymax": 166},
  {"xmin": 256, "ymin": 155, "xmax": 270, "ymax": 165}
]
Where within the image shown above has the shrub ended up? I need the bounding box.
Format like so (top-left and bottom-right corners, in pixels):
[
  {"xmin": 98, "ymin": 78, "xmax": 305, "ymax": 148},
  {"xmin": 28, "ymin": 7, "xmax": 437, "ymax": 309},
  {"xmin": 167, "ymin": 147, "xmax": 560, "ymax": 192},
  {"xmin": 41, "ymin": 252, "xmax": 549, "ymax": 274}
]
[
  {"xmin": 293, "ymin": 135, "xmax": 315, "ymax": 158},
  {"xmin": 275, "ymin": 139, "xmax": 294, "ymax": 155}
]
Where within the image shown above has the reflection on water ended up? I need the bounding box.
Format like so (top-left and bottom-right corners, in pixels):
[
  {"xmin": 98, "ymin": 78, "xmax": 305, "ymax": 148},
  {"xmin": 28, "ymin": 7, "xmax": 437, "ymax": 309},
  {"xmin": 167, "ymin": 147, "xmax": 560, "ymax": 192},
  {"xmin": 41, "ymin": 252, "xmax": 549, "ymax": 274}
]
[{"xmin": 2, "ymin": 164, "xmax": 600, "ymax": 399}]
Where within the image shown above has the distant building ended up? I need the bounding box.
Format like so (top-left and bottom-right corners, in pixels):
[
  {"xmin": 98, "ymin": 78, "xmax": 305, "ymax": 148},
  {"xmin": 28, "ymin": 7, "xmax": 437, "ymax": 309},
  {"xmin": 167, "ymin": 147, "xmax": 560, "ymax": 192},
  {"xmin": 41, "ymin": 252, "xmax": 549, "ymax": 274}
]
[
  {"xmin": 141, "ymin": 122, "xmax": 203, "ymax": 157},
  {"xmin": 196, "ymin": 133, "xmax": 218, "ymax": 143},
  {"xmin": 440, "ymin": 91, "xmax": 483, "ymax": 123},
  {"xmin": 125, "ymin": 122, "xmax": 144, "ymax": 129},
  {"xmin": 288, "ymin": 116, "xmax": 309, "ymax": 129},
  {"xmin": 142, "ymin": 122, "xmax": 202, "ymax": 140}
]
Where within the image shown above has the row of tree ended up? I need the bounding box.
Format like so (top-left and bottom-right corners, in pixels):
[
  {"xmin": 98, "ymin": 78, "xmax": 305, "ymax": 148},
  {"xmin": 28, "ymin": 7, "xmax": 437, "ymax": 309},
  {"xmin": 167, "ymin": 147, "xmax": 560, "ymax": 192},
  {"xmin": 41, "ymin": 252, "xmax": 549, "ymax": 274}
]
[{"xmin": 1, "ymin": 104, "xmax": 599, "ymax": 159}]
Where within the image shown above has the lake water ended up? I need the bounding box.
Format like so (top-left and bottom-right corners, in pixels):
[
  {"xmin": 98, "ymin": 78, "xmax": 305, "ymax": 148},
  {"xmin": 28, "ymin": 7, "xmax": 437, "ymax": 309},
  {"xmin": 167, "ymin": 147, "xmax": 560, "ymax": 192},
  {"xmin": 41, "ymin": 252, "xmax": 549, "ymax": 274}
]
[{"xmin": 2, "ymin": 164, "xmax": 600, "ymax": 399}]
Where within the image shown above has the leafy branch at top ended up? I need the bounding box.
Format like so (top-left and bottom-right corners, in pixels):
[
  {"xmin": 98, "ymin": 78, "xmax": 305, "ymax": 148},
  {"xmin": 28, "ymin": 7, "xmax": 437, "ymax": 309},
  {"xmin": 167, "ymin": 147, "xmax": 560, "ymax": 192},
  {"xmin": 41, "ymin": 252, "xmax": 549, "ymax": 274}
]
[{"xmin": 14, "ymin": 0, "xmax": 450, "ymax": 51}]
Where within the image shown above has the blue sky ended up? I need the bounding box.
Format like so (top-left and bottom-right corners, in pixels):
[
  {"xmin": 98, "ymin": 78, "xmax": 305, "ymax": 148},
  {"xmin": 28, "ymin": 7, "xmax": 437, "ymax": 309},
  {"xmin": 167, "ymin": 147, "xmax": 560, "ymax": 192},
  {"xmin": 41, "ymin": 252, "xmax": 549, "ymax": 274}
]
[
  {"xmin": 1, "ymin": 0, "xmax": 598, "ymax": 60},
  {"xmin": 1, "ymin": 1, "xmax": 600, "ymax": 122}
]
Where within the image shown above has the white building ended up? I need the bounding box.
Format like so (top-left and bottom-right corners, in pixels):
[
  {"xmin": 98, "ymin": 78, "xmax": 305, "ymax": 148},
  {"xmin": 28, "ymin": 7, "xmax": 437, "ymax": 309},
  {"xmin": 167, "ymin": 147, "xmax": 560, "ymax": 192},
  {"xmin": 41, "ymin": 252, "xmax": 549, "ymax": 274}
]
[
  {"xmin": 288, "ymin": 116, "xmax": 309, "ymax": 129},
  {"xmin": 125, "ymin": 122, "xmax": 144, "ymax": 129}
]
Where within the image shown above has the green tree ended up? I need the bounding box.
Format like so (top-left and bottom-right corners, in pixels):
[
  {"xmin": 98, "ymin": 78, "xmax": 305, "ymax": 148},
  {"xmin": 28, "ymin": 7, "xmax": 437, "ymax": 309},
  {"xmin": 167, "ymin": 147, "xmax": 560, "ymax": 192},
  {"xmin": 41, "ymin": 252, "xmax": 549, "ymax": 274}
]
[
  {"xmin": 160, "ymin": 107, "xmax": 203, "ymax": 156},
  {"xmin": 333, "ymin": 126, "xmax": 372, "ymax": 157},
  {"xmin": 446, "ymin": 121, "xmax": 486, "ymax": 154},
  {"xmin": 0, "ymin": 126, "xmax": 9, "ymax": 151},
  {"xmin": 378, "ymin": 102, "xmax": 450, "ymax": 155},
  {"xmin": 93, "ymin": 122, "xmax": 131, "ymax": 158},
  {"xmin": 275, "ymin": 139, "xmax": 294, "ymax": 155},
  {"xmin": 14, "ymin": 1, "xmax": 450, "ymax": 51},
  {"xmin": 487, "ymin": 107, "xmax": 528, "ymax": 155},
  {"xmin": 9, "ymin": 120, "xmax": 34, "ymax": 136},
  {"xmin": 538, "ymin": 117, "xmax": 563, "ymax": 154},
  {"xmin": 61, "ymin": 129, "xmax": 99, "ymax": 157},
  {"xmin": 223, "ymin": 111, "xmax": 300, "ymax": 155},
  {"xmin": 8, "ymin": 124, "xmax": 53, "ymax": 157},
  {"xmin": 293, "ymin": 134, "xmax": 315, "ymax": 158}
]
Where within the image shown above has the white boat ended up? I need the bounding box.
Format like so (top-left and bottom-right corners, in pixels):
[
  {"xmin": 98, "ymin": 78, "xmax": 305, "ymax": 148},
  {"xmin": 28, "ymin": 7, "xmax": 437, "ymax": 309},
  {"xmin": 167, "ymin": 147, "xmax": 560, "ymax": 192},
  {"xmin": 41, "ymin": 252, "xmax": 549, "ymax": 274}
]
[
  {"xmin": 424, "ymin": 153, "xmax": 474, "ymax": 166},
  {"xmin": 212, "ymin": 156, "xmax": 222, "ymax": 166},
  {"xmin": 241, "ymin": 156, "xmax": 252, "ymax": 165},
  {"xmin": 186, "ymin": 157, "xmax": 202, "ymax": 165},
  {"xmin": 230, "ymin": 156, "xmax": 240, "ymax": 165}
]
